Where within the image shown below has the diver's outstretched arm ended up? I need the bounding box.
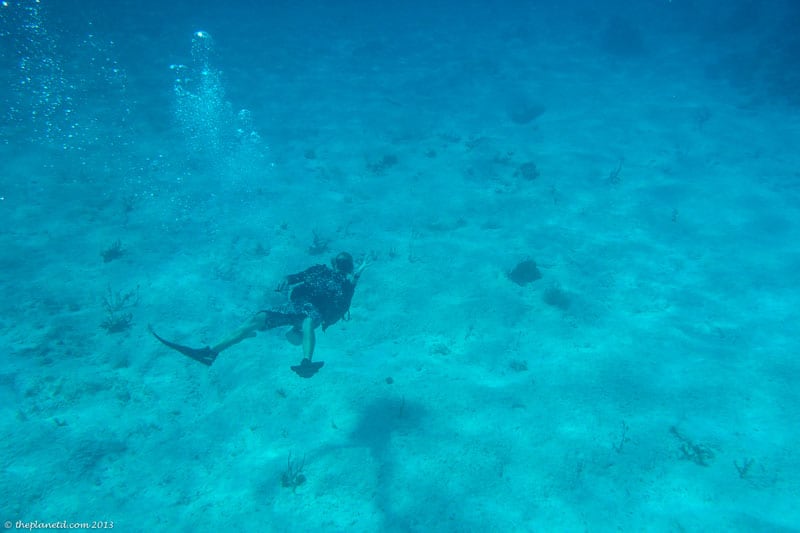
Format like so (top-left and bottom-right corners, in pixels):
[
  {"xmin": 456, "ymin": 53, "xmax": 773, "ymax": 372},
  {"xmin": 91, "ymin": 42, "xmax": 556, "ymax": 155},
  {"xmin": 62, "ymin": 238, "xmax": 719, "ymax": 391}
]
[{"xmin": 352, "ymin": 255, "xmax": 371, "ymax": 284}]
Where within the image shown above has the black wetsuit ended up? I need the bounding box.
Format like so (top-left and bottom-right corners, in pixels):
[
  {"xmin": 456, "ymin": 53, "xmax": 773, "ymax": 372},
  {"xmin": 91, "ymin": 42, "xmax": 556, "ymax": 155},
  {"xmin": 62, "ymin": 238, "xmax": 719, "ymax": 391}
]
[{"xmin": 261, "ymin": 265, "xmax": 356, "ymax": 331}]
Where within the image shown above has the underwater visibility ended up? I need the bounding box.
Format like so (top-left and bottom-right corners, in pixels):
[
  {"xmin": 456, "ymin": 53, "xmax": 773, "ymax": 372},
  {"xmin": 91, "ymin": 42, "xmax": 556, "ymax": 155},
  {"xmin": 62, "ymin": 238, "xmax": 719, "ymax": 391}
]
[{"xmin": 1, "ymin": 0, "xmax": 799, "ymax": 530}]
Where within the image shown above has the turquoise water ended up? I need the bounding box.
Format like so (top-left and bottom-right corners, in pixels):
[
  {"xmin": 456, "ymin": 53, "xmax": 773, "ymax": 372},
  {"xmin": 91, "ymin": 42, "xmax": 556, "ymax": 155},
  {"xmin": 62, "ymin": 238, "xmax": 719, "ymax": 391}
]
[{"xmin": 2, "ymin": 1, "xmax": 799, "ymax": 531}]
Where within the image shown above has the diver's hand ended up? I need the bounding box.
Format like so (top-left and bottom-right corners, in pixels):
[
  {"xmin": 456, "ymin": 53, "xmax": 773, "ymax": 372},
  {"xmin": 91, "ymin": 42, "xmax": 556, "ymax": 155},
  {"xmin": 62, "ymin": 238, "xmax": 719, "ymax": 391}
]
[{"xmin": 353, "ymin": 255, "xmax": 371, "ymax": 282}]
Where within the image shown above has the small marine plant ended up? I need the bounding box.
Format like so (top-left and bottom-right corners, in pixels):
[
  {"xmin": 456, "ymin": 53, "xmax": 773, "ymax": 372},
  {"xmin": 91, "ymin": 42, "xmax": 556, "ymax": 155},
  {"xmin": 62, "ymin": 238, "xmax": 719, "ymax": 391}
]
[
  {"xmin": 507, "ymin": 259, "xmax": 541, "ymax": 286},
  {"xmin": 612, "ymin": 421, "xmax": 631, "ymax": 453},
  {"xmin": 366, "ymin": 153, "xmax": 398, "ymax": 175},
  {"xmin": 100, "ymin": 285, "xmax": 140, "ymax": 334},
  {"xmin": 514, "ymin": 161, "xmax": 540, "ymax": 181},
  {"xmin": 735, "ymin": 458, "xmax": 755, "ymax": 479},
  {"xmin": 670, "ymin": 426, "xmax": 714, "ymax": 466},
  {"xmin": 606, "ymin": 158, "xmax": 623, "ymax": 185},
  {"xmin": 101, "ymin": 240, "xmax": 125, "ymax": 263},
  {"xmin": 308, "ymin": 230, "xmax": 330, "ymax": 256},
  {"xmin": 281, "ymin": 452, "xmax": 306, "ymax": 492},
  {"xmin": 508, "ymin": 359, "xmax": 528, "ymax": 372},
  {"xmin": 542, "ymin": 284, "xmax": 571, "ymax": 310}
]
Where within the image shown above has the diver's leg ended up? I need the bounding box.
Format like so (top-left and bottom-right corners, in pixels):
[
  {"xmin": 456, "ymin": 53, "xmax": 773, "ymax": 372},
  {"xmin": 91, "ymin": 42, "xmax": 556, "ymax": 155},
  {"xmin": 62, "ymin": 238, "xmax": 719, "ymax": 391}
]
[
  {"xmin": 290, "ymin": 314, "xmax": 323, "ymax": 377},
  {"xmin": 149, "ymin": 325, "xmax": 219, "ymax": 366},
  {"xmin": 211, "ymin": 312, "xmax": 267, "ymax": 354},
  {"xmin": 302, "ymin": 316, "xmax": 316, "ymax": 361}
]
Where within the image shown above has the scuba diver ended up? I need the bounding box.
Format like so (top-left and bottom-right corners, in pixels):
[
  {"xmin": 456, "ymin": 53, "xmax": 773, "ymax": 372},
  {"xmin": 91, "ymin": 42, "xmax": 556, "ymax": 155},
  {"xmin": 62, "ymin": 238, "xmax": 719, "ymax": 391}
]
[{"xmin": 149, "ymin": 252, "xmax": 369, "ymax": 378}]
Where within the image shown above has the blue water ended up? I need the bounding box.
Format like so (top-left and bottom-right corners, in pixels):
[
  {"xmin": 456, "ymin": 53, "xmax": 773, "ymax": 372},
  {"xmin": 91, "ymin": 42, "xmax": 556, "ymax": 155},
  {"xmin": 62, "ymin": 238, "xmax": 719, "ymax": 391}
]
[{"xmin": 2, "ymin": 1, "xmax": 799, "ymax": 531}]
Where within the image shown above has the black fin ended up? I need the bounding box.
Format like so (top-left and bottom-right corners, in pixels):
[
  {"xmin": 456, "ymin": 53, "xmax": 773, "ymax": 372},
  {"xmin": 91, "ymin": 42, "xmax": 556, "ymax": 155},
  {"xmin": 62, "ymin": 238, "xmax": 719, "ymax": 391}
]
[
  {"xmin": 291, "ymin": 358, "xmax": 324, "ymax": 378},
  {"xmin": 148, "ymin": 325, "xmax": 218, "ymax": 366}
]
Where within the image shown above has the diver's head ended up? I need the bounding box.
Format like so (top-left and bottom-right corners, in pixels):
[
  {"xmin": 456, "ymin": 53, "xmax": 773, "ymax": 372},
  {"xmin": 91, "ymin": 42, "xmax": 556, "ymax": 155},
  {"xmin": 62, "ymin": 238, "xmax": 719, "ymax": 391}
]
[{"xmin": 332, "ymin": 252, "xmax": 354, "ymax": 274}]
